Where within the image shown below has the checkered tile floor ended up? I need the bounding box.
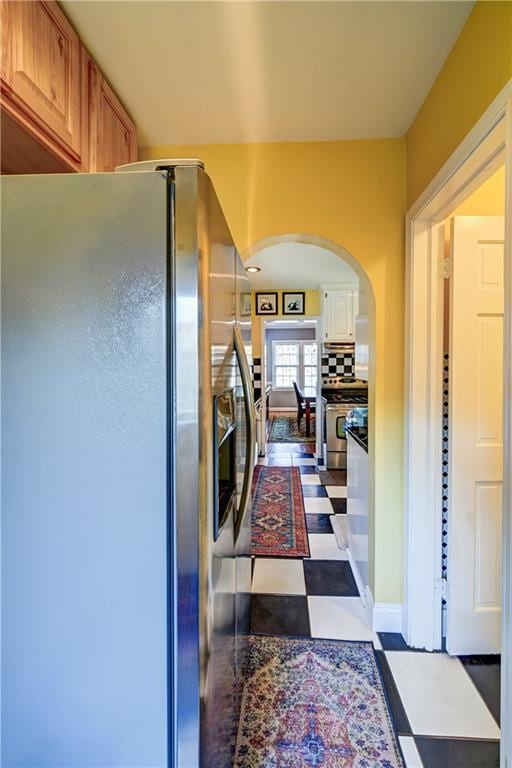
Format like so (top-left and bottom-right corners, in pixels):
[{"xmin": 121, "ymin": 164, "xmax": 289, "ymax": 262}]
[{"xmin": 251, "ymin": 442, "xmax": 501, "ymax": 768}]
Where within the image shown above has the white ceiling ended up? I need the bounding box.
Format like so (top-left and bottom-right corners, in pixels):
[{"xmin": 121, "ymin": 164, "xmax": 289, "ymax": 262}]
[
  {"xmin": 62, "ymin": 1, "xmax": 473, "ymax": 146},
  {"xmin": 245, "ymin": 242, "xmax": 358, "ymax": 289}
]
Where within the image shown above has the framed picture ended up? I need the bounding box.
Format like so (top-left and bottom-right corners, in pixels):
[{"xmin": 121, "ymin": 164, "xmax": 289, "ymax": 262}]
[
  {"xmin": 282, "ymin": 292, "xmax": 305, "ymax": 315},
  {"xmin": 255, "ymin": 292, "xmax": 278, "ymax": 315}
]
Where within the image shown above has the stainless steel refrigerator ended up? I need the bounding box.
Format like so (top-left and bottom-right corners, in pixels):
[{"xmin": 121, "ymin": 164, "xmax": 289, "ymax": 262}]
[{"xmin": 1, "ymin": 160, "xmax": 255, "ymax": 767}]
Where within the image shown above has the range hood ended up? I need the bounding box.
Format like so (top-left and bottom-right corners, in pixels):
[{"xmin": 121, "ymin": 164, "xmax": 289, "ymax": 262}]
[{"xmin": 323, "ymin": 341, "xmax": 355, "ymax": 351}]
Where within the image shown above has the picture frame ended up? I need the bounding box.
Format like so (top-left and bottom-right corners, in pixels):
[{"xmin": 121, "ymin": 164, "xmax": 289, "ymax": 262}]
[
  {"xmin": 282, "ymin": 291, "xmax": 305, "ymax": 315},
  {"xmin": 255, "ymin": 292, "xmax": 278, "ymax": 315}
]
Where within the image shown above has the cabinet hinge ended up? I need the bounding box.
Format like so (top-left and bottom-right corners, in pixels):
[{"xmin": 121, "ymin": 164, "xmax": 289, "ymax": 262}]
[
  {"xmin": 435, "ymin": 577, "xmax": 449, "ymax": 601},
  {"xmin": 442, "ymin": 257, "xmax": 453, "ymax": 280}
]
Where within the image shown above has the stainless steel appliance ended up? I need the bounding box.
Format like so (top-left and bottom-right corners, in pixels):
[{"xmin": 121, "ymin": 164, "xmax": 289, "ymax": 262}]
[
  {"xmin": 322, "ymin": 378, "xmax": 368, "ymax": 468},
  {"xmin": 1, "ymin": 161, "xmax": 254, "ymax": 767}
]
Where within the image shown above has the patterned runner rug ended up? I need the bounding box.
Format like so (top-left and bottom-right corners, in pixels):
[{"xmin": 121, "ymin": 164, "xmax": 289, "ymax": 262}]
[
  {"xmin": 251, "ymin": 466, "xmax": 310, "ymax": 557},
  {"xmin": 270, "ymin": 414, "xmax": 316, "ymax": 442},
  {"xmin": 235, "ymin": 635, "xmax": 404, "ymax": 767}
]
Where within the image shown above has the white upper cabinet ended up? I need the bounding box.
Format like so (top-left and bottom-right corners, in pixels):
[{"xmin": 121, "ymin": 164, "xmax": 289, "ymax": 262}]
[{"xmin": 322, "ymin": 286, "xmax": 359, "ymax": 342}]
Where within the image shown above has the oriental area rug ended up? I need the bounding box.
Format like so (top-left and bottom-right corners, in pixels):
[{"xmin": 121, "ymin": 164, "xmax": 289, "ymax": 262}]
[
  {"xmin": 270, "ymin": 414, "xmax": 316, "ymax": 442},
  {"xmin": 251, "ymin": 466, "xmax": 309, "ymax": 558},
  {"xmin": 235, "ymin": 635, "xmax": 404, "ymax": 768}
]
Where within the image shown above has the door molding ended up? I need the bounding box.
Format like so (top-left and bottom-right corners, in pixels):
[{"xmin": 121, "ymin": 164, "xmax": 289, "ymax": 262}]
[{"xmin": 404, "ymin": 79, "xmax": 512, "ymax": 765}]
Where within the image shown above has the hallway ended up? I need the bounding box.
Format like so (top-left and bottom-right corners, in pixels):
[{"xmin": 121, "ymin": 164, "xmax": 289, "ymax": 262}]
[{"xmin": 247, "ymin": 440, "xmax": 501, "ymax": 768}]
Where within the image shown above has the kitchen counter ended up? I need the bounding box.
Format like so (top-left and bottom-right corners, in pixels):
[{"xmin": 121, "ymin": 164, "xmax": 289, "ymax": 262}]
[
  {"xmin": 254, "ymin": 383, "xmax": 272, "ymax": 408},
  {"xmin": 346, "ymin": 425, "xmax": 368, "ymax": 453},
  {"xmin": 347, "ymin": 427, "xmax": 369, "ymax": 595}
]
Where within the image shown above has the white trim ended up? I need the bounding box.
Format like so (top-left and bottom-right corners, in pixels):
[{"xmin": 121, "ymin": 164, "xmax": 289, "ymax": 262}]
[
  {"xmin": 405, "ymin": 79, "xmax": 512, "ymax": 766},
  {"xmin": 364, "ymin": 583, "xmax": 374, "ymax": 628},
  {"xmin": 404, "ymin": 219, "xmax": 445, "ymax": 651},
  {"xmin": 347, "ymin": 547, "xmax": 368, "ymax": 607},
  {"xmin": 407, "ymin": 80, "xmax": 510, "ymax": 221},
  {"xmin": 263, "ymin": 316, "xmax": 322, "ymax": 453},
  {"xmin": 372, "ymin": 606, "xmax": 403, "ymax": 634},
  {"xmin": 259, "ymin": 317, "xmax": 267, "ymax": 456},
  {"xmin": 349, "ymin": 550, "xmax": 403, "ymax": 635},
  {"xmin": 271, "ymin": 338, "xmax": 318, "ymax": 392},
  {"xmin": 501, "ymin": 85, "xmax": 512, "ymax": 768},
  {"xmin": 363, "ymin": 585, "xmax": 403, "ymax": 634}
]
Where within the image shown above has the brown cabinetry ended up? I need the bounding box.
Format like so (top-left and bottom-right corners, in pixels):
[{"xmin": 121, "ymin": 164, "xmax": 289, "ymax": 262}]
[
  {"xmin": 1, "ymin": 0, "xmax": 137, "ymax": 174},
  {"xmin": 1, "ymin": 0, "xmax": 84, "ymax": 171},
  {"xmin": 88, "ymin": 60, "xmax": 137, "ymax": 172}
]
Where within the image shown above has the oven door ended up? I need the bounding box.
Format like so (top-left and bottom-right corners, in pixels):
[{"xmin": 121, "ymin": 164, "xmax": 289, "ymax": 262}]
[
  {"xmin": 326, "ymin": 405, "xmax": 350, "ymax": 449},
  {"xmin": 326, "ymin": 404, "xmax": 350, "ymax": 468}
]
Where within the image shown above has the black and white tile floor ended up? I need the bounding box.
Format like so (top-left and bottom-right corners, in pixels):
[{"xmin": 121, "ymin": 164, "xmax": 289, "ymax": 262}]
[{"xmin": 251, "ymin": 442, "xmax": 501, "ymax": 768}]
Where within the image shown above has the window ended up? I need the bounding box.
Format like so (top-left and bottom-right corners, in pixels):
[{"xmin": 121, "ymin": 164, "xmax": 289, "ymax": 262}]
[
  {"xmin": 273, "ymin": 343, "xmax": 299, "ymax": 388},
  {"xmin": 272, "ymin": 340, "xmax": 318, "ymax": 390}
]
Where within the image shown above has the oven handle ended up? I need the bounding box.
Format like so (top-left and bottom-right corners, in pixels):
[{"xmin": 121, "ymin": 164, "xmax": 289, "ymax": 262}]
[{"xmin": 234, "ymin": 323, "xmax": 255, "ymax": 539}]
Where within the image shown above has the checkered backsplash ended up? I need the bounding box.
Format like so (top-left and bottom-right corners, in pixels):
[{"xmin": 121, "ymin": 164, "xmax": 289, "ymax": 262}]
[
  {"xmin": 321, "ymin": 351, "xmax": 355, "ymax": 380},
  {"xmin": 253, "ymin": 357, "xmax": 262, "ymax": 401},
  {"xmin": 252, "ymin": 352, "xmax": 355, "ymax": 399}
]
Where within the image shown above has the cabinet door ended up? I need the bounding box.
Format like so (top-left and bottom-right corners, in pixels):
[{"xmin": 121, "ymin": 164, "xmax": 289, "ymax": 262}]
[
  {"xmin": 1, "ymin": 1, "xmax": 82, "ymax": 164},
  {"xmin": 325, "ymin": 290, "xmax": 354, "ymax": 342},
  {"xmin": 88, "ymin": 61, "xmax": 137, "ymax": 172}
]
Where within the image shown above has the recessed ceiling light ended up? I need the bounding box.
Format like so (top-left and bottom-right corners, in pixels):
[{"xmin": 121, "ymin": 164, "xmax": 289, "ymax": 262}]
[{"xmin": 245, "ymin": 266, "xmax": 261, "ymax": 273}]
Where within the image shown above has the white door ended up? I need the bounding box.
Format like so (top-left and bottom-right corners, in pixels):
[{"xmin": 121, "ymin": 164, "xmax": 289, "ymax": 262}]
[{"xmin": 447, "ymin": 216, "xmax": 505, "ymax": 655}]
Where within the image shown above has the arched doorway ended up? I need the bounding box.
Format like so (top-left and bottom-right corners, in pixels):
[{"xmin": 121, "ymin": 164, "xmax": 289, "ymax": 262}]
[{"xmin": 242, "ymin": 232, "xmax": 377, "ymax": 625}]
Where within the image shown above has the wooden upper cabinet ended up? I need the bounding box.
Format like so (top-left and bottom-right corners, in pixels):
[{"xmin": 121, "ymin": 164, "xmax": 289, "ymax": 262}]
[
  {"xmin": 1, "ymin": 0, "xmax": 137, "ymax": 174},
  {"xmin": 1, "ymin": 0, "xmax": 84, "ymax": 170},
  {"xmin": 88, "ymin": 60, "xmax": 137, "ymax": 172}
]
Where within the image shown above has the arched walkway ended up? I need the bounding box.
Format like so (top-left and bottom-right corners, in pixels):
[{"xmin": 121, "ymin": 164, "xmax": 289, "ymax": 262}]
[{"xmin": 243, "ymin": 232, "xmax": 377, "ymax": 624}]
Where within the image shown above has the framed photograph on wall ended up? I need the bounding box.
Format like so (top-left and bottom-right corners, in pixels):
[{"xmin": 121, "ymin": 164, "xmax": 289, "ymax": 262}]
[
  {"xmin": 255, "ymin": 292, "xmax": 278, "ymax": 315},
  {"xmin": 282, "ymin": 292, "xmax": 305, "ymax": 315}
]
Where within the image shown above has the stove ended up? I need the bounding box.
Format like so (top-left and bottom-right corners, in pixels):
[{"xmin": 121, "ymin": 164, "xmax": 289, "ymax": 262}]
[
  {"xmin": 321, "ymin": 377, "xmax": 368, "ymax": 405},
  {"xmin": 322, "ymin": 391, "xmax": 367, "ymax": 404},
  {"xmin": 322, "ymin": 378, "xmax": 368, "ymax": 468}
]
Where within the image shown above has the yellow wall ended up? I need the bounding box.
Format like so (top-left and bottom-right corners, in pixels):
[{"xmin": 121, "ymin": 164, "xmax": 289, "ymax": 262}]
[
  {"xmin": 444, "ymin": 165, "xmax": 505, "ymax": 257},
  {"xmin": 453, "ymin": 166, "xmax": 506, "ymax": 216},
  {"xmin": 406, "ymin": 1, "xmax": 512, "ymax": 207},
  {"xmin": 141, "ymin": 139, "xmax": 406, "ymax": 602},
  {"xmin": 251, "ymin": 289, "xmax": 321, "ymax": 357}
]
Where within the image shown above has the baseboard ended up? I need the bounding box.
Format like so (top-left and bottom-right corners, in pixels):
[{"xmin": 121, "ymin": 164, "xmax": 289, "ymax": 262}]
[
  {"xmin": 347, "ymin": 550, "xmax": 404, "ymax": 633},
  {"xmin": 346, "ymin": 548, "xmax": 368, "ymax": 608},
  {"xmin": 363, "ymin": 584, "xmax": 374, "ymax": 628},
  {"xmin": 366, "ymin": 586, "xmax": 403, "ymax": 634}
]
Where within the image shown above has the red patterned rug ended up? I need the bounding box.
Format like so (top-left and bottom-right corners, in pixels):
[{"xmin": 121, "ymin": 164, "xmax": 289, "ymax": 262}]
[
  {"xmin": 251, "ymin": 466, "xmax": 310, "ymax": 557},
  {"xmin": 235, "ymin": 635, "xmax": 404, "ymax": 767}
]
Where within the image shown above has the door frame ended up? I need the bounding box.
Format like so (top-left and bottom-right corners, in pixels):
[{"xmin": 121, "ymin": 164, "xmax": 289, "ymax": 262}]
[
  {"xmin": 404, "ymin": 79, "xmax": 512, "ymax": 763},
  {"xmin": 261, "ymin": 316, "xmax": 322, "ymax": 455}
]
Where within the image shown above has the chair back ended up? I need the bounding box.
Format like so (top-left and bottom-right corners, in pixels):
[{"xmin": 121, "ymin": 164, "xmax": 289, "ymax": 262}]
[{"xmin": 292, "ymin": 381, "xmax": 304, "ymax": 413}]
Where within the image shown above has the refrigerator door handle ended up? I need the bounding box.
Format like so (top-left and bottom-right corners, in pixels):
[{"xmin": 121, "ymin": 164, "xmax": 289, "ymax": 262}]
[{"xmin": 234, "ymin": 323, "xmax": 255, "ymax": 537}]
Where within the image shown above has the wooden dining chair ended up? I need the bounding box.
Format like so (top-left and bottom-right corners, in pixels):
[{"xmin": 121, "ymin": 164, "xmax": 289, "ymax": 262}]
[{"xmin": 292, "ymin": 381, "xmax": 305, "ymax": 429}]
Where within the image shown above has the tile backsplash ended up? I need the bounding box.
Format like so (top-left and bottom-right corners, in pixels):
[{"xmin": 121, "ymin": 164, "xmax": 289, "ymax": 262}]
[
  {"xmin": 253, "ymin": 348, "xmax": 356, "ymax": 401},
  {"xmin": 253, "ymin": 357, "xmax": 262, "ymax": 401},
  {"xmin": 321, "ymin": 347, "xmax": 355, "ymax": 381}
]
